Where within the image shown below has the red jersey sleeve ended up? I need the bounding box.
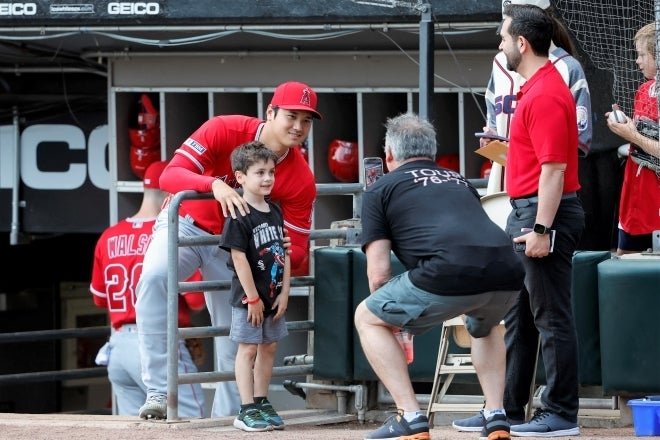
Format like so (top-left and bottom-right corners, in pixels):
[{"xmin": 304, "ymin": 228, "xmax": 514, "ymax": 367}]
[
  {"xmin": 181, "ymin": 269, "xmax": 206, "ymax": 311},
  {"xmin": 160, "ymin": 115, "xmax": 263, "ymax": 235}
]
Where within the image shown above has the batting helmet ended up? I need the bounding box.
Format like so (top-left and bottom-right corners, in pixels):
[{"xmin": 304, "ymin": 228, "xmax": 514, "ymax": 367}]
[
  {"xmin": 435, "ymin": 154, "xmax": 460, "ymax": 172},
  {"xmin": 130, "ymin": 145, "xmax": 161, "ymax": 179},
  {"xmin": 128, "ymin": 93, "xmax": 161, "ymax": 149},
  {"xmin": 481, "ymin": 160, "xmax": 493, "ymax": 179},
  {"xmin": 327, "ymin": 139, "xmax": 359, "ymax": 183}
]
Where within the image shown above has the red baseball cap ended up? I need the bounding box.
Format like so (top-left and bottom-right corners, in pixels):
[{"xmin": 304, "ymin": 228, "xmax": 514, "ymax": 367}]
[
  {"xmin": 270, "ymin": 81, "xmax": 322, "ymax": 119},
  {"xmin": 143, "ymin": 160, "xmax": 168, "ymax": 189}
]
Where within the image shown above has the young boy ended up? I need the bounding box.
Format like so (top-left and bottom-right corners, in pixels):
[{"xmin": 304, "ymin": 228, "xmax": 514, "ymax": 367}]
[
  {"xmin": 606, "ymin": 22, "xmax": 660, "ymax": 255},
  {"xmin": 219, "ymin": 141, "xmax": 290, "ymax": 432}
]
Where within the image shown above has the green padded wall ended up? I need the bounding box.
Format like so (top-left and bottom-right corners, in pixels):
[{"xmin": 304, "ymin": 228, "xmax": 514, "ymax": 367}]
[
  {"xmin": 571, "ymin": 250, "xmax": 611, "ymax": 386},
  {"xmin": 312, "ymin": 247, "xmax": 356, "ymax": 380},
  {"xmin": 520, "ymin": 250, "xmax": 611, "ymax": 388},
  {"xmin": 350, "ymin": 250, "xmax": 443, "ymax": 381},
  {"xmin": 598, "ymin": 258, "xmax": 660, "ymax": 394}
]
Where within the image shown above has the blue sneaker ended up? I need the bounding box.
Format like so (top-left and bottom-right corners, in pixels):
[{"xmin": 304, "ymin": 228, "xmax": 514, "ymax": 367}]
[
  {"xmin": 233, "ymin": 407, "xmax": 273, "ymax": 432},
  {"xmin": 511, "ymin": 408, "xmax": 579, "ymax": 437},
  {"xmin": 364, "ymin": 410, "xmax": 430, "ymax": 440},
  {"xmin": 256, "ymin": 398, "xmax": 285, "ymax": 430},
  {"xmin": 453, "ymin": 410, "xmax": 486, "ymax": 432}
]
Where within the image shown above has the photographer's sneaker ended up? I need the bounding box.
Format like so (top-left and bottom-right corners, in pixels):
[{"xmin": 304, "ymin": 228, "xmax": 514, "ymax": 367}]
[
  {"xmin": 138, "ymin": 394, "xmax": 167, "ymax": 420},
  {"xmin": 511, "ymin": 409, "xmax": 579, "ymax": 437},
  {"xmin": 453, "ymin": 409, "xmax": 524, "ymax": 432},
  {"xmin": 480, "ymin": 413, "xmax": 511, "ymax": 440},
  {"xmin": 364, "ymin": 409, "xmax": 430, "ymax": 440},
  {"xmin": 453, "ymin": 410, "xmax": 487, "ymax": 432}
]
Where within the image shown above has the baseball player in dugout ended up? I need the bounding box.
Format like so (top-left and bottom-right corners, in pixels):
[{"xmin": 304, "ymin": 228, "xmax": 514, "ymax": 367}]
[
  {"xmin": 135, "ymin": 81, "xmax": 321, "ymax": 419},
  {"xmin": 89, "ymin": 160, "xmax": 206, "ymax": 417}
]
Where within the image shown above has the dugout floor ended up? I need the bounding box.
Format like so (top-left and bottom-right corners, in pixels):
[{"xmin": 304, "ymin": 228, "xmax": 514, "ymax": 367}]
[{"xmin": 0, "ymin": 407, "xmax": 638, "ymax": 440}]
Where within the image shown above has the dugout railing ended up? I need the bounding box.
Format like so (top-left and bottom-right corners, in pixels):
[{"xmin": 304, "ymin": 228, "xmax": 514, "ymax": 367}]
[
  {"xmin": 0, "ymin": 182, "xmax": 365, "ymax": 415},
  {"xmin": 164, "ymin": 184, "xmax": 364, "ymax": 421}
]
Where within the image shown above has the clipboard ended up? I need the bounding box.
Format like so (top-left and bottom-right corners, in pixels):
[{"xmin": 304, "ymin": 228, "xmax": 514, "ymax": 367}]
[{"xmin": 475, "ymin": 140, "xmax": 508, "ymax": 167}]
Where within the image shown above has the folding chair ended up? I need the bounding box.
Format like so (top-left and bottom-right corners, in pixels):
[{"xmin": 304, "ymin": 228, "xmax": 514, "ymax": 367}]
[{"xmin": 426, "ymin": 316, "xmax": 540, "ymax": 427}]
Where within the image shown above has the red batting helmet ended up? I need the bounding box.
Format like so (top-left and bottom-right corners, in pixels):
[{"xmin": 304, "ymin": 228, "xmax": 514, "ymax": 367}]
[
  {"xmin": 128, "ymin": 94, "xmax": 160, "ymax": 149},
  {"xmin": 481, "ymin": 160, "xmax": 493, "ymax": 179},
  {"xmin": 129, "ymin": 126, "xmax": 160, "ymax": 149},
  {"xmin": 327, "ymin": 139, "xmax": 359, "ymax": 183},
  {"xmin": 435, "ymin": 154, "xmax": 460, "ymax": 172},
  {"xmin": 130, "ymin": 145, "xmax": 161, "ymax": 179}
]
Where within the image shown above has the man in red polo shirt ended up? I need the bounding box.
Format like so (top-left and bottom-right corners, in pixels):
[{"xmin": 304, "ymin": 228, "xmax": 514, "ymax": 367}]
[{"xmin": 499, "ymin": 4, "xmax": 584, "ymax": 437}]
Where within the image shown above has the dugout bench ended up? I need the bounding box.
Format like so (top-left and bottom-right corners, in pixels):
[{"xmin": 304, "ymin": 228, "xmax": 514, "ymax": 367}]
[{"xmin": 312, "ymin": 246, "xmax": 660, "ymax": 414}]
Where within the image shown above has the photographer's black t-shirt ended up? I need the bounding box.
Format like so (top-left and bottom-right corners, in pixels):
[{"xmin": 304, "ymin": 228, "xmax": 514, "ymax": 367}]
[{"xmin": 361, "ymin": 159, "xmax": 524, "ymax": 295}]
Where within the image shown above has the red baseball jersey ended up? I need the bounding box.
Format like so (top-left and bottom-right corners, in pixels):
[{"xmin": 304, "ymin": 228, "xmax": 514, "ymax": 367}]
[
  {"xmin": 90, "ymin": 217, "xmax": 205, "ymax": 330},
  {"xmin": 160, "ymin": 115, "xmax": 316, "ymax": 275},
  {"xmin": 619, "ymin": 79, "xmax": 660, "ymax": 234}
]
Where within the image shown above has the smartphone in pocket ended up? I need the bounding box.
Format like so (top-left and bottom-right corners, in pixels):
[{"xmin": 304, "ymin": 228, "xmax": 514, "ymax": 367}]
[
  {"xmin": 363, "ymin": 157, "xmax": 384, "ymax": 190},
  {"xmin": 520, "ymin": 228, "xmax": 556, "ymax": 253}
]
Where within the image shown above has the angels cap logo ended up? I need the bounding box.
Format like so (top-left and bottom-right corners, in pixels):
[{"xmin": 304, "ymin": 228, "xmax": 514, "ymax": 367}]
[
  {"xmin": 270, "ymin": 81, "xmax": 323, "ymax": 119},
  {"xmin": 300, "ymin": 87, "xmax": 312, "ymax": 107}
]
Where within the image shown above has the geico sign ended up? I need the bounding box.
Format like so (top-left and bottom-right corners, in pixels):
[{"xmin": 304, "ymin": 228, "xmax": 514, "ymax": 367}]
[
  {"xmin": 0, "ymin": 3, "xmax": 37, "ymax": 15},
  {"xmin": 108, "ymin": 2, "xmax": 160, "ymax": 14},
  {"xmin": 0, "ymin": 124, "xmax": 110, "ymax": 190}
]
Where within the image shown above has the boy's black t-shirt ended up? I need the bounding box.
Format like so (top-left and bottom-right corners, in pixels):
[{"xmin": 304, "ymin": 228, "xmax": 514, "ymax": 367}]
[{"xmin": 219, "ymin": 202, "xmax": 286, "ymax": 315}]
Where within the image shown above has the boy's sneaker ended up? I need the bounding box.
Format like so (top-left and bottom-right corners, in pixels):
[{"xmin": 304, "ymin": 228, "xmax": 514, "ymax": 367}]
[
  {"xmin": 480, "ymin": 413, "xmax": 511, "ymax": 440},
  {"xmin": 233, "ymin": 407, "xmax": 273, "ymax": 432},
  {"xmin": 138, "ymin": 394, "xmax": 167, "ymax": 420},
  {"xmin": 364, "ymin": 409, "xmax": 430, "ymax": 440},
  {"xmin": 510, "ymin": 408, "xmax": 579, "ymax": 437},
  {"xmin": 256, "ymin": 398, "xmax": 285, "ymax": 430},
  {"xmin": 453, "ymin": 409, "xmax": 524, "ymax": 432}
]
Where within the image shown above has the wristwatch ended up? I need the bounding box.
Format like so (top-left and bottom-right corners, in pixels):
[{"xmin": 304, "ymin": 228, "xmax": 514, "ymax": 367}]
[{"xmin": 533, "ymin": 223, "xmax": 550, "ymax": 235}]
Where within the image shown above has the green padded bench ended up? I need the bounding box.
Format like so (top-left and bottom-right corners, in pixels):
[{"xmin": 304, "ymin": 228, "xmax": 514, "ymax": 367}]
[
  {"xmin": 350, "ymin": 250, "xmax": 443, "ymax": 382},
  {"xmin": 313, "ymin": 246, "xmax": 444, "ymax": 382},
  {"xmin": 313, "ymin": 246, "xmax": 357, "ymax": 380},
  {"xmin": 313, "ymin": 246, "xmax": 613, "ymax": 389},
  {"xmin": 598, "ymin": 258, "xmax": 660, "ymax": 394},
  {"xmin": 571, "ymin": 250, "xmax": 611, "ymax": 386}
]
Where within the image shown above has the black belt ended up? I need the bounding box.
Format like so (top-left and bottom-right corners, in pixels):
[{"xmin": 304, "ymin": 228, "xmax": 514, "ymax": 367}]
[{"xmin": 510, "ymin": 192, "xmax": 577, "ymax": 208}]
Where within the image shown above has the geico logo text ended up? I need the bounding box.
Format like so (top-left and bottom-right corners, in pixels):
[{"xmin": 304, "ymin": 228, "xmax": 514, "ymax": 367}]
[{"xmin": 0, "ymin": 124, "xmax": 110, "ymax": 190}]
